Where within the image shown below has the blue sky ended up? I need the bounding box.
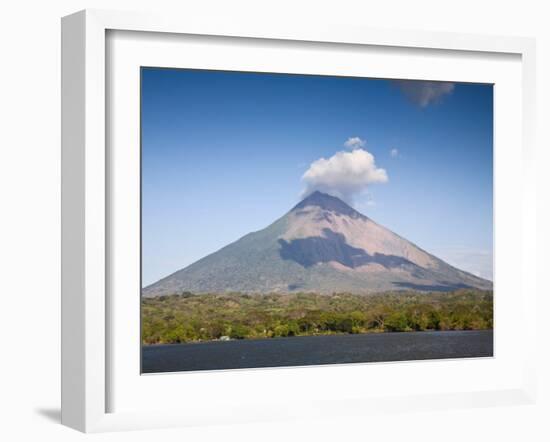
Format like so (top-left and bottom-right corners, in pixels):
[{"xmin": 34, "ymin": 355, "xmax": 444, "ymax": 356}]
[{"xmin": 141, "ymin": 68, "xmax": 493, "ymax": 285}]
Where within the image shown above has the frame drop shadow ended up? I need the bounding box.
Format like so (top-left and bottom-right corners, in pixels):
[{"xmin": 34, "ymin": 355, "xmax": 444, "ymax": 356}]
[{"xmin": 34, "ymin": 407, "xmax": 61, "ymax": 423}]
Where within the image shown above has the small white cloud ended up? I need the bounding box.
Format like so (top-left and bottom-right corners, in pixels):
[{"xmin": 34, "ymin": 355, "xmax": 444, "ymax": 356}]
[
  {"xmin": 390, "ymin": 148, "xmax": 399, "ymax": 158},
  {"xmin": 394, "ymin": 80, "xmax": 455, "ymax": 107},
  {"xmin": 343, "ymin": 137, "xmax": 365, "ymax": 150},
  {"xmin": 302, "ymin": 145, "xmax": 388, "ymax": 203}
]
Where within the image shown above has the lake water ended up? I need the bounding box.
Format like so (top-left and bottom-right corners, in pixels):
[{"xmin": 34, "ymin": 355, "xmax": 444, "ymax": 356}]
[{"xmin": 142, "ymin": 329, "xmax": 493, "ymax": 373}]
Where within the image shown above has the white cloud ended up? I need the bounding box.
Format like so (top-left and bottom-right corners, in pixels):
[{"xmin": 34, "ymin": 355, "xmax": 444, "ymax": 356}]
[
  {"xmin": 394, "ymin": 80, "xmax": 455, "ymax": 107},
  {"xmin": 390, "ymin": 148, "xmax": 399, "ymax": 158},
  {"xmin": 302, "ymin": 147, "xmax": 388, "ymax": 203},
  {"xmin": 343, "ymin": 137, "xmax": 365, "ymax": 150}
]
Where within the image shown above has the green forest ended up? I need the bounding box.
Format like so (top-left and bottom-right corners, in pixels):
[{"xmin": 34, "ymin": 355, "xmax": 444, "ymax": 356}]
[{"xmin": 141, "ymin": 289, "xmax": 493, "ymax": 345}]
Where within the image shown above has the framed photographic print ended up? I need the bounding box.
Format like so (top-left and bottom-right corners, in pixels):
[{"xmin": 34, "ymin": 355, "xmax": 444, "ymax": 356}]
[{"xmin": 61, "ymin": 9, "xmax": 537, "ymax": 432}]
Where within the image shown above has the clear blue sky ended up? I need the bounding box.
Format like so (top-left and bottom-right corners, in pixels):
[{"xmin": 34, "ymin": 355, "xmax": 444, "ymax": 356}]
[{"xmin": 141, "ymin": 68, "xmax": 493, "ymax": 285}]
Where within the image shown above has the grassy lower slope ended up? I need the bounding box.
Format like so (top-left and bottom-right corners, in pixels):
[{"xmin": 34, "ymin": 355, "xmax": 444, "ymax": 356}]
[{"xmin": 142, "ymin": 289, "xmax": 493, "ymax": 345}]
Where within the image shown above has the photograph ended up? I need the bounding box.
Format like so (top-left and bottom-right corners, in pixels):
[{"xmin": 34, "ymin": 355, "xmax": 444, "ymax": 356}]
[{"xmin": 140, "ymin": 67, "xmax": 494, "ymax": 373}]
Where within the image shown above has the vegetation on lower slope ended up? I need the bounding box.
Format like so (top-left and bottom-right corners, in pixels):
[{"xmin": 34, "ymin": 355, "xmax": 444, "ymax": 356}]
[{"xmin": 141, "ymin": 290, "xmax": 493, "ymax": 345}]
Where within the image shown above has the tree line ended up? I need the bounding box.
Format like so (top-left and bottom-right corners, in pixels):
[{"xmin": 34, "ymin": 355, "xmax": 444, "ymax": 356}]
[{"xmin": 141, "ymin": 289, "xmax": 493, "ymax": 345}]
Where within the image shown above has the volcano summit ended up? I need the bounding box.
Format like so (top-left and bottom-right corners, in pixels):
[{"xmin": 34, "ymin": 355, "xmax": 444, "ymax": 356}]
[{"xmin": 143, "ymin": 191, "xmax": 492, "ymax": 297}]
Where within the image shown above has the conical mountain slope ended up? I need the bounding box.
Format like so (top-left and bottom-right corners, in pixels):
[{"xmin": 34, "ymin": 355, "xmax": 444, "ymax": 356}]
[{"xmin": 143, "ymin": 191, "xmax": 492, "ymax": 297}]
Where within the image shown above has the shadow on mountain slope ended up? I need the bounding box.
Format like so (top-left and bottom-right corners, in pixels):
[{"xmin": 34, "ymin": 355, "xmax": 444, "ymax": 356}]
[
  {"xmin": 392, "ymin": 281, "xmax": 473, "ymax": 292},
  {"xmin": 278, "ymin": 228, "xmax": 415, "ymax": 270}
]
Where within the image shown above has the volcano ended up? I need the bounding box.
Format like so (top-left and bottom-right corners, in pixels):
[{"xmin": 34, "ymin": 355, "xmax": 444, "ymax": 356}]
[{"xmin": 143, "ymin": 191, "xmax": 492, "ymax": 297}]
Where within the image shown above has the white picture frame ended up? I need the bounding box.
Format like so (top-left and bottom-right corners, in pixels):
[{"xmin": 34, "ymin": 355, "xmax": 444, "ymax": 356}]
[{"xmin": 61, "ymin": 9, "xmax": 537, "ymax": 433}]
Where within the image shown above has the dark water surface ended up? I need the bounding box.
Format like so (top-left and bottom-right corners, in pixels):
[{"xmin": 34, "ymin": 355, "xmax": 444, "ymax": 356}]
[{"xmin": 142, "ymin": 330, "xmax": 493, "ymax": 373}]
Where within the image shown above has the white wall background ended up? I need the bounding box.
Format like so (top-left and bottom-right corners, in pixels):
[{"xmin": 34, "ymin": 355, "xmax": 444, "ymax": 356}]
[{"xmin": 0, "ymin": 1, "xmax": 548, "ymax": 440}]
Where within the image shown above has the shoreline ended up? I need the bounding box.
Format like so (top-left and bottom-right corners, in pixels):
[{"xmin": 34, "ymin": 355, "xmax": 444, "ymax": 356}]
[{"xmin": 142, "ymin": 328, "xmax": 494, "ymax": 347}]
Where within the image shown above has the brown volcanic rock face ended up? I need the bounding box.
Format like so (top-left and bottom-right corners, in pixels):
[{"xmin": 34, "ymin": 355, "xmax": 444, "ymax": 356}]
[
  {"xmin": 282, "ymin": 194, "xmax": 437, "ymax": 270},
  {"xmin": 143, "ymin": 191, "xmax": 492, "ymax": 296}
]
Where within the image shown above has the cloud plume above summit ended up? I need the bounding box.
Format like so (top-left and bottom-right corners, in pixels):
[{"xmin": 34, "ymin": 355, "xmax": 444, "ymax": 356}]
[{"xmin": 302, "ymin": 142, "xmax": 388, "ymax": 203}]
